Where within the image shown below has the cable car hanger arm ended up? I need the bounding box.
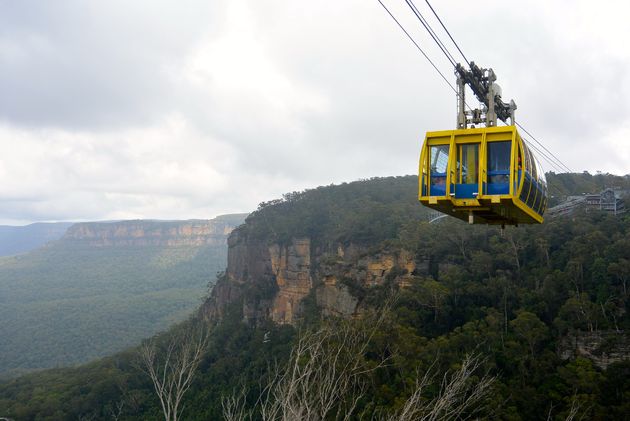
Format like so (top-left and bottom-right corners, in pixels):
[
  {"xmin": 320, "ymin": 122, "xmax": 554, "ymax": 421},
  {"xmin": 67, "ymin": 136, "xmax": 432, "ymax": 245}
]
[{"xmin": 455, "ymin": 62, "xmax": 517, "ymax": 129}]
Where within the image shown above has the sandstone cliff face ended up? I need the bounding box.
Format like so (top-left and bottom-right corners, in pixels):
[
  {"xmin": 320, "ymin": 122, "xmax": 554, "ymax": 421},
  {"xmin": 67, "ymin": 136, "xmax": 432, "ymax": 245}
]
[
  {"xmin": 203, "ymin": 227, "xmax": 422, "ymax": 325},
  {"xmin": 269, "ymin": 239, "xmax": 312, "ymax": 324},
  {"xmin": 62, "ymin": 215, "xmax": 246, "ymax": 247},
  {"xmin": 559, "ymin": 331, "xmax": 630, "ymax": 369}
]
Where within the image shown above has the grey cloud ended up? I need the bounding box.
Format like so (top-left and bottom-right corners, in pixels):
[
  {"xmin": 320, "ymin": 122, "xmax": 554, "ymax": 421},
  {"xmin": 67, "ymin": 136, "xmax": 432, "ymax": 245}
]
[
  {"xmin": 1, "ymin": 0, "xmax": 629, "ymax": 224},
  {"xmin": 0, "ymin": 0, "xmax": 223, "ymax": 129}
]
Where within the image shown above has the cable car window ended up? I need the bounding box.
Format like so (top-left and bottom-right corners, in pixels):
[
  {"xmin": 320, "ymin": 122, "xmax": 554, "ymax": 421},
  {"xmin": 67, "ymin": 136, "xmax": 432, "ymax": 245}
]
[
  {"xmin": 533, "ymin": 184, "xmax": 543, "ymax": 213},
  {"xmin": 520, "ymin": 173, "xmax": 532, "ymax": 203},
  {"xmin": 523, "ymin": 144, "xmax": 532, "ymax": 173},
  {"xmin": 539, "ymin": 185, "xmax": 548, "ymax": 214},
  {"xmin": 487, "ymin": 141, "xmax": 510, "ymax": 184},
  {"xmin": 429, "ymin": 145, "xmax": 449, "ymax": 195},
  {"xmin": 529, "ymin": 182, "xmax": 539, "ymax": 210},
  {"xmin": 532, "ymin": 155, "xmax": 544, "ymax": 183},
  {"xmin": 515, "ymin": 146, "xmax": 523, "ymax": 191},
  {"xmin": 430, "ymin": 145, "xmax": 449, "ymax": 174},
  {"xmin": 458, "ymin": 144, "xmax": 478, "ymax": 184},
  {"xmin": 524, "ymin": 144, "xmax": 537, "ymax": 179}
]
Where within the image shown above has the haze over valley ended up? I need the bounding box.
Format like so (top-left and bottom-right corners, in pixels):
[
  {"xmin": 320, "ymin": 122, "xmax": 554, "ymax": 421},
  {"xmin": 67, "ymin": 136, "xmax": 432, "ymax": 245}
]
[{"xmin": 0, "ymin": 215, "xmax": 245, "ymax": 379}]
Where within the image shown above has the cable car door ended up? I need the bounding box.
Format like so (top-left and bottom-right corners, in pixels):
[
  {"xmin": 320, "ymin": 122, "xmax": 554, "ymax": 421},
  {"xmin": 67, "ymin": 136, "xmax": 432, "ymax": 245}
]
[{"xmin": 454, "ymin": 143, "xmax": 479, "ymax": 198}]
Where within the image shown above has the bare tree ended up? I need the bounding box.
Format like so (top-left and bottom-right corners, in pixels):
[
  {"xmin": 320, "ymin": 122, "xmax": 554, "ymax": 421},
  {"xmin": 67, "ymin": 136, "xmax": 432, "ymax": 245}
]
[
  {"xmin": 139, "ymin": 323, "xmax": 209, "ymax": 421},
  {"xmin": 385, "ymin": 354, "xmax": 494, "ymax": 421},
  {"xmin": 545, "ymin": 394, "xmax": 589, "ymax": 421},
  {"xmin": 223, "ymin": 311, "xmax": 390, "ymax": 421},
  {"xmin": 222, "ymin": 306, "xmax": 495, "ymax": 420},
  {"xmin": 222, "ymin": 387, "xmax": 253, "ymax": 421},
  {"xmin": 105, "ymin": 399, "xmax": 125, "ymax": 421},
  {"xmin": 259, "ymin": 323, "xmax": 378, "ymax": 420}
]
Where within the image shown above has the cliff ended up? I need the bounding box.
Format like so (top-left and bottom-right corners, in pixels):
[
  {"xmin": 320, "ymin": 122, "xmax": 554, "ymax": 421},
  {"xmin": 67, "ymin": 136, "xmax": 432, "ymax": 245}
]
[
  {"xmin": 203, "ymin": 227, "xmax": 420, "ymax": 325},
  {"xmin": 559, "ymin": 331, "xmax": 630, "ymax": 369},
  {"xmin": 62, "ymin": 215, "xmax": 247, "ymax": 247},
  {"xmin": 201, "ymin": 176, "xmax": 427, "ymax": 325}
]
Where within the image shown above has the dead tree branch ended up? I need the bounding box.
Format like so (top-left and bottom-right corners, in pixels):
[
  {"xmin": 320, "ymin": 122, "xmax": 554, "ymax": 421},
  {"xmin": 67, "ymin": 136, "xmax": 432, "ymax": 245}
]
[{"xmin": 139, "ymin": 323, "xmax": 209, "ymax": 421}]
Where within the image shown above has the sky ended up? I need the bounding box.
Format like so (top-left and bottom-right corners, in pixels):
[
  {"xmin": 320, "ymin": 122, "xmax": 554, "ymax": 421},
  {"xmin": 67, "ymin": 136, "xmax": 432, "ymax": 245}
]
[{"xmin": 1, "ymin": 0, "xmax": 629, "ymax": 225}]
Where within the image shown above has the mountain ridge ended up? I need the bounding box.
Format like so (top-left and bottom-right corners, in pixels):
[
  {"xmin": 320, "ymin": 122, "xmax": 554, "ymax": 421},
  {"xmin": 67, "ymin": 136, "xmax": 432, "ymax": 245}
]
[
  {"xmin": 0, "ymin": 222, "xmax": 73, "ymax": 257},
  {"xmin": 0, "ymin": 214, "xmax": 247, "ymax": 378},
  {"xmin": 61, "ymin": 216, "xmax": 247, "ymax": 247}
]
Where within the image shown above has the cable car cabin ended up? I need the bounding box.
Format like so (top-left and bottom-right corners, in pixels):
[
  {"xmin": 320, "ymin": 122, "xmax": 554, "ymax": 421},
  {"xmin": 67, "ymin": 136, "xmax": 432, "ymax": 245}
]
[{"xmin": 418, "ymin": 126, "xmax": 547, "ymax": 225}]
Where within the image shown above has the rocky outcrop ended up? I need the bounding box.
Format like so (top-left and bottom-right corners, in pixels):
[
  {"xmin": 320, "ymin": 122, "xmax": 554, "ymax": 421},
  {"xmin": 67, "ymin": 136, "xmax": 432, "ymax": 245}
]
[
  {"xmin": 202, "ymin": 227, "xmax": 423, "ymax": 325},
  {"xmin": 269, "ymin": 239, "xmax": 312, "ymax": 324},
  {"xmin": 559, "ymin": 331, "xmax": 630, "ymax": 369},
  {"xmin": 62, "ymin": 215, "xmax": 247, "ymax": 247}
]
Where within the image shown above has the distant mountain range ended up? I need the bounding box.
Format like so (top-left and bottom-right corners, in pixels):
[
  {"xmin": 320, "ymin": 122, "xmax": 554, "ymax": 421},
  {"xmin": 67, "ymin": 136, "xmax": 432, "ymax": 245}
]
[
  {"xmin": 0, "ymin": 214, "xmax": 247, "ymax": 378},
  {"xmin": 0, "ymin": 222, "xmax": 74, "ymax": 257}
]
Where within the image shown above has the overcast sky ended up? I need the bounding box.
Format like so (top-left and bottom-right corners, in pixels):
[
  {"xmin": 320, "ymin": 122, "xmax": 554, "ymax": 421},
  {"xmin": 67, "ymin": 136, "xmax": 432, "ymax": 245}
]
[{"xmin": 1, "ymin": 0, "xmax": 629, "ymax": 224}]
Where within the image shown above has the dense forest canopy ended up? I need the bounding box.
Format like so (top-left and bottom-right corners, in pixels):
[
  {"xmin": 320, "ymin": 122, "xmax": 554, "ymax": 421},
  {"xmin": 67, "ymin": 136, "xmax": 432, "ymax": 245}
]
[
  {"xmin": 0, "ymin": 236, "xmax": 228, "ymax": 378},
  {"xmin": 0, "ymin": 173, "xmax": 628, "ymax": 420}
]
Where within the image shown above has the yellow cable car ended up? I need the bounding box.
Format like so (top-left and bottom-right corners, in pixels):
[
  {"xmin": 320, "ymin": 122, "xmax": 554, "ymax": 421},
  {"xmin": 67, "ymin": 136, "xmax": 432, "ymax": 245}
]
[
  {"xmin": 419, "ymin": 125, "xmax": 547, "ymax": 225},
  {"xmin": 418, "ymin": 62, "xmax": 547, "ymax": 225}
]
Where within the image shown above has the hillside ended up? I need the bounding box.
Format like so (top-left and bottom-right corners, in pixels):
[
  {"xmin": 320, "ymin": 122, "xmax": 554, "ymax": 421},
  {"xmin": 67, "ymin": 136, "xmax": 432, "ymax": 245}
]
[
  {"xmin": 0, "ymin": 222, "xmax": 73, "ymax": 257},
  {"xmin": 1, "ymin": 175, "xmax": 629, "ymax": 420},
  {"xmin": 545, "ymin": 172, "xmax": 630, "ymax": 206},
  {"xmin": 0, "ymin": 215, "xmax": 246, "ymax": 379}
]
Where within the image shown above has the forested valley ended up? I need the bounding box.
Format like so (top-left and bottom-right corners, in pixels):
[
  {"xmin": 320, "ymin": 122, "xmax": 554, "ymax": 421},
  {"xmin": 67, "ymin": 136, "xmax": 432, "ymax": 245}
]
[
  {"xmin": 0, "ymin": 216, "xmax": 245, "ymax": 379},
  {"xmin": 0, "ymin": 173, "xmax": 629, "ymax": 420}
]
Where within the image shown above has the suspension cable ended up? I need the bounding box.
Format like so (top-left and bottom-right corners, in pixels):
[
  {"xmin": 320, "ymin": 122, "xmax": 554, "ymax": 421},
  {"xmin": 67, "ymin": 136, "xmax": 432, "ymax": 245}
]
[
  {"xmin": 424, "ymin": 0, "xmax": 471, "ymax": 67},
  {"xmin": 498, "ymin": 119, "xmax": 569, "ymax": 174},
  {"xmin": 524, "ymin": 138, "xmax": 567, "ymax": 175},
  {"xmin": 376, "ymin": 0, "xmax": 458, "ymax": 95},
  {"xmin": 405, "ymin": 0, "xmax": 457, "ymax": 67},
  {"xmin": 516, "ymin": 123, "xmax": 573, "ymax": 173}
]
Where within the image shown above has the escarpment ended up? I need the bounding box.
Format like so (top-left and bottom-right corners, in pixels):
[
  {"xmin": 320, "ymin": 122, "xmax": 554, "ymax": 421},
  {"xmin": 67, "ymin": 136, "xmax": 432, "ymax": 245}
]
[
  {"xmin": 201, "ymin": 176, "xmax": 430, "ymax": 325},
  {"xmin": 202, "ymin": 225, "xmax": 423, "ymax": 325},
  {"xmin": 62, "ymin": 215, "xmax": 247, "ymax": 247}
]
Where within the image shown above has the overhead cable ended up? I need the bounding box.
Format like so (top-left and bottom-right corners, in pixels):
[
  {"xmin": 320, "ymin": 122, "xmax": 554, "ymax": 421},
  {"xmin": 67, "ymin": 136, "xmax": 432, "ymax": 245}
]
[
  {"xmin": 376, "ymin": 0, "xmax": 459, "ymax": 95},
  {"xmin": 498, "ymin": 119, "xmax": 568, "ymax": 174},
  {"xmin": 423, "ymin": 0, "xmax": 471, "ymax": 67},
  {"xmin": 403, "ymin": 0, "xmax": 457, "ymax": 67},
  {"xmin": 516, "ymin": 122, "xmax": 573, "ymax": 173}
]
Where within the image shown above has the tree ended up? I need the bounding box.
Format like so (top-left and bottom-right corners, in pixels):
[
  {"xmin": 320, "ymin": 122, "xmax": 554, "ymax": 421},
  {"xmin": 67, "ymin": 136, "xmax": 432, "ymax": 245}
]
[
  {"xmin": 414, "ymin": 278, "xmax": 450, "ymax": 322},
  {"xmin": 223, "ymin": 316, "xmax": 495, "ymax": 421},
  {"xmin": 223, "ymin": 313, "xmax": 390, "ymax": 421},
  {"xmin": 384, "ymin": 354, "xmax": 494, "ymax": 421},
  {"xmin": 138, "ymin": 323, "xmax": 209, "ymax": 421},
  {"xmin": 510, "ymin": 310, "xmax": 548, "ymax": 358},
  {"xmin": 259, "ymin": 319, "xmax": 387, "ymax": 420},
  {"xmin": 608, "ymin": 258, "xmax": 630, "ymax": 297},
  {"xmin": 555, "ymin": 294, "xmax": 600, "ymax": 333}
]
